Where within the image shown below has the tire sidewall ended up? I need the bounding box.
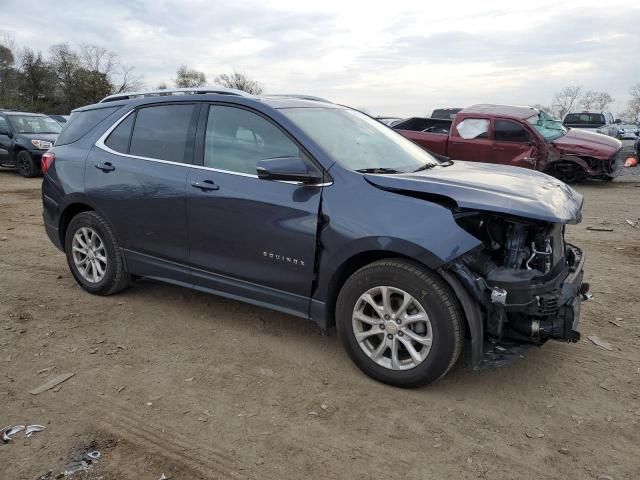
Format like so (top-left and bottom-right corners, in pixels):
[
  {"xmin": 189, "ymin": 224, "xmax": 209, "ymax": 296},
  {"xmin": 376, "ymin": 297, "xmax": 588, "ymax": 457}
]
[
  {"xmin": 17, "ymin": 151, "xmax": 37, "ymax": 178},
  {"xmin": 65, "ymin": 212, "xmax": 118, "ymax": 294},
  {"xmin": 336, "ymin": 262, "xmax": 460, "ymax": 387}
]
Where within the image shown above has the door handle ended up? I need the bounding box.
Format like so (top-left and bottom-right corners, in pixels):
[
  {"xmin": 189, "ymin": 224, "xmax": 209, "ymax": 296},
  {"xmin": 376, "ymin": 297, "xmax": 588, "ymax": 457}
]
[
  {"xmin": 190, "ymin": 179, "xmax": 219, "ymax": 191},
  {"xmin": 493, "ymin": 147, "xmax": 505, "ymax": 151},
  {"xmin": 451, "ymin": 141, "xmax": 463, "ymax": 146},
  {"xmin": 95, "ymin": 162, "xmax": 115, "ymax": 172}
]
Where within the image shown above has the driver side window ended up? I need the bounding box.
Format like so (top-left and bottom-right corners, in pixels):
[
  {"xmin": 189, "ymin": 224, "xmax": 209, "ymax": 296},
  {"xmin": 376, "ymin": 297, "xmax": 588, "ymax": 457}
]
[
  {"xmin": 204, "ymin": 106, "xmax": 300, "ymax": 175},
  {"xmin": 456, "ymin": 118, "xmax": 489, "ymax": 139}
]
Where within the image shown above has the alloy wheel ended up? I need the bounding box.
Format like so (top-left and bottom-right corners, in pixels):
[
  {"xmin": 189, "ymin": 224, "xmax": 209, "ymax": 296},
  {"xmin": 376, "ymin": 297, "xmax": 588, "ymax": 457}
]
[
  {"xmin": 352, "ymin": 286, "xmax": 433, "ymax": 370},
  {"xmin": 71, "ymin": 227, "xmax": 107, "ymax": 283}
]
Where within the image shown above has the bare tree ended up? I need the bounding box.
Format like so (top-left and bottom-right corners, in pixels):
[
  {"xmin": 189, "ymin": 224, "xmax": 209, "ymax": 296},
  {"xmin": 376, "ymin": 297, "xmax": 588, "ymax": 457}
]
[
  {"xmin": 19, "ymin": 48, "xmax": 55, "ymax": 104},
  {"xmin": 0, "ymin": 43, "xmax": 16, "ymax": 99},
  {"xmin": 157, "ymin": 82, "xmax": 168, "ymax": 90},
  {"xmin": 622, "ymin": 83, "xmax": 640, "ymax": 122},
  {"xmin": 593, "ymin": 92, "xmax": 614, "ymax": 111},
  {"xmin": 174, "ymin": 65, "xmax": 206, "ymax": 88},
  {"xmin": 579, "ymin": 90, "xmax": 598, "ymax": 110},
  {"xmin": 551, "ymin": 85, "xmax": 583, "ymax": 119},
  {"xmin": 214, "ymin": 70, "xmax": 263, "ymax": 94},
  {"xmin": 113, "ymin": 65, "xmax": 144, "ymax": 94}
]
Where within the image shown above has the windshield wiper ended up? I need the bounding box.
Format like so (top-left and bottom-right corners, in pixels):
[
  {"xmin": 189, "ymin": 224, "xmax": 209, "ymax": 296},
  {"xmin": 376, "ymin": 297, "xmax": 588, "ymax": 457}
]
[
  {"xmin": 413, "ymin": 163, "xmax": 437, "ymax": 172},
  {"xmin": 355, "ymin": 167, "xmax": 401, "ymax": 174}
]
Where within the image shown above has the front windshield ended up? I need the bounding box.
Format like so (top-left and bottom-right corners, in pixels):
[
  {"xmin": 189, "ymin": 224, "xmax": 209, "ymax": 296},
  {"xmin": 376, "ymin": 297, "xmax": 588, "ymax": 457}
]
[
  {"xmin": 527, "ymin": 111, "xmax": 567, "ymax": 141},
  {"xmin": 8, "ymin": 115, "xmax": 62, "ymax": 134},
  {"xmin": 282, "ymin": 107, "xmax": 438, "ymax": 172}
]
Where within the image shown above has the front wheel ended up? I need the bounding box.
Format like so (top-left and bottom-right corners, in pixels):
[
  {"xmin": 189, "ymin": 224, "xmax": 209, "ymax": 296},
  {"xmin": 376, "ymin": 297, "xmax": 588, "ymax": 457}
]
[
  {"xmin": 336, "ymin": 259, "xmax": 464, "ymax": 388},
  {"xmin": 16, "ymin": 150, "xmax": 39, "ymax": 178}
]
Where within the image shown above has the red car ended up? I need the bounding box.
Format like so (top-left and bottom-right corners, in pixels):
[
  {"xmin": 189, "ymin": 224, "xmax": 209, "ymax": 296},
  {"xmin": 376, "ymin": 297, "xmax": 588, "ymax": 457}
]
[{"xmin": 394, "ymin": 104, "xmax": 625, "ymax": 182}]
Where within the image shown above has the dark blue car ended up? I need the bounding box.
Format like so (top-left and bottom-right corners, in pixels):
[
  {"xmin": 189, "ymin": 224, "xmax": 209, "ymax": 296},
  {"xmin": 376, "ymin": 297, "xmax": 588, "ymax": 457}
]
[{"xmin": 42, "ymin": 88, "xmax": 588, "ymax": 387}]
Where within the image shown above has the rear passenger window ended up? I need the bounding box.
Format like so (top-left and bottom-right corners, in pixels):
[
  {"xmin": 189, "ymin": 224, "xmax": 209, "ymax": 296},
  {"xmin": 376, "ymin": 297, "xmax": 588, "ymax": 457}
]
[
  {"xmin": 129, "ymin": 105, "xmax": 195, "ymax": 163},
  {"xmin": 494, "ymin": 120, "xmax": 529, "ymax": 142},
  {"xmin": 105, "ymin": 113, "xmax": 134, "ymax": 153},
  {"xmin": 204, "ymin": 106, "xmax": 300, "ymax": 174},
  {"xmin": 56, "ymin": 106, "xmax": 120, "ymax": 146},
  {"xmin": 456, "ymin": 118, "xmax": 489, "ymax": 139}
]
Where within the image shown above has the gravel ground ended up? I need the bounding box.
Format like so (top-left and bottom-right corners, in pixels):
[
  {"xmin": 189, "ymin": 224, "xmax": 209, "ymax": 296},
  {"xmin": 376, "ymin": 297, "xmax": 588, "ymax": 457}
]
[{"xmin": 0, "ymin": 163, "xmax": 639, "ymax": 480}]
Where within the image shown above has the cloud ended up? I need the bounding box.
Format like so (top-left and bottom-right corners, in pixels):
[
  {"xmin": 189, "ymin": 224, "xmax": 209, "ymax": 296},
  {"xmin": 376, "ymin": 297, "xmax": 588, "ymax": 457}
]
[{"xmin": 1, "ymin": 0, "xmax": 639, "ymax": 116}]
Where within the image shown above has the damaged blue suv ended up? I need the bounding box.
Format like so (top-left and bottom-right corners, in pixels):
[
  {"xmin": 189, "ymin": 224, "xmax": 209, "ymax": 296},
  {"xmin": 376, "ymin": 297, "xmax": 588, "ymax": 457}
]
[{"xmin": 42, "ymin": 88, "xmax": 589, "ymax": 387}]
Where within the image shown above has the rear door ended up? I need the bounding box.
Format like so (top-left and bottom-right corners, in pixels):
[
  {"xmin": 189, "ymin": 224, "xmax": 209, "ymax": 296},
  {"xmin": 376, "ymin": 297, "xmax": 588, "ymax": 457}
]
[
  {"xmin": 0, "ymin": 115, "xmax": 12, "ymax": 165},
  {"xmin": 86, "ymin": 103, "xmax": 200, "ymax": 282},
  {"xmin": 489, "ymin": 119, "xmax": 537, "ymax": 169},
  {"xmin": 185, "ymin": 104, "xmax": 323, "ymax": 317},
  {"xmin": 447, "ymin": 117, "xmax": 494, "ymax": 162}
]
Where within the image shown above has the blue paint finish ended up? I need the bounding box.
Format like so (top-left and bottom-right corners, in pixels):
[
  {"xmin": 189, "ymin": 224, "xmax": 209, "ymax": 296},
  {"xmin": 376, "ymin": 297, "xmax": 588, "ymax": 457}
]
[
  {"xmin": 43, "ymin": 93, "xmax": 585, "ymax": 332},
  {"xmin": 364, "ymin": 161, "xmax": 583, "ymax": 224}
]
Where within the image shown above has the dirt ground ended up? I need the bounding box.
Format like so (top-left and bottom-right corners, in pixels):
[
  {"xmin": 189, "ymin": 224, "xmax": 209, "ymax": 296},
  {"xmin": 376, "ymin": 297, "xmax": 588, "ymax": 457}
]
[{"xmin": 1, "ymin": 164, "xmax": 639, "ymax": 480}]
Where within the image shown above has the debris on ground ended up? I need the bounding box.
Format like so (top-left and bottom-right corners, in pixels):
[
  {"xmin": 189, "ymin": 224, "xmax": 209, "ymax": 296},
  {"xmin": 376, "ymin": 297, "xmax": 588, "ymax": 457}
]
[
  {"xmin": 609, "ymin": 318, "xmax": 623, "ymax": 327},
  {"xmin": 586, "ymin": 226, "xmax": 614, "ymax": 232},
  {"xmin": 30, "ymin": 373, "xmax": 75, "ymax": 395},
  {"xmin": 25, "ymin": 425, "xmax": 46, "ymax": 438},
  {"xmin": 1, "ymin": 425, "xmax": 25, "ymax": 442},
  {"xmin": 63, "ymin": 449, "xmax": 101, "ymax": 477},
  {"xmin": 586, "ymin": 335, "xmax": 614, "ymax": 351},
  {"xmin": 625, "ymin": 219, "xmax": 639, "ymax": 227}
]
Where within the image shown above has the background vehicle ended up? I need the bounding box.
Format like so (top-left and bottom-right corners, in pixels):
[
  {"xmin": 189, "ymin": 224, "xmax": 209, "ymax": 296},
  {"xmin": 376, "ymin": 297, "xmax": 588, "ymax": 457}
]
[
  {"xmin": 395, "ymin": 104, "xmax": 625, "ymax": 182},
  {"xmin": 0, "ymin": 111, "xmax": 61, "ymax": 177},
  {"xmin": 42, "ymin": 89, "xmax": 588, "ymax": 388},
  {"xmin": 617, "ymin": 123, "xmax": 639, "ymax": 140},
  {"xmin": 431, "ymin": 108, "xmax": 462, "ymax": 119},
  {"xmin": 49, "ymin": 114, "xmax": 70, "ymax": 125},
  {"xmin": 562, "ymin": 111, "xmax": 620, "ymax": 138},
  {"xmin": 376, "ymin": 116, "xmax": 404, "ymax": 127}
]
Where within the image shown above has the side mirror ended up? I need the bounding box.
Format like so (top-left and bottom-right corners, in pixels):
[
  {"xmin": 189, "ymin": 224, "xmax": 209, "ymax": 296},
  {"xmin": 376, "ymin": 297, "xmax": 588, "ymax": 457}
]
[
  {"xmin": 256, "ymin": 157, "xmax": 323, "ymax": 184},
  {"xmin": 0, "ymin": 127, "xmax": 11, "ymax": 137},
  {"xmin": 615, "ymin": 119, "xmax": 622, "ymax": 124}
]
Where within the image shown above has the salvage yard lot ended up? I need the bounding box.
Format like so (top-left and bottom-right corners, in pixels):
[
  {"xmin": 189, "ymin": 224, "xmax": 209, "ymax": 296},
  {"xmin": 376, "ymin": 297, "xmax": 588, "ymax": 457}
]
[{"xmin": 1, "ymin": 169, "xmax": 639, "ymax": 479}]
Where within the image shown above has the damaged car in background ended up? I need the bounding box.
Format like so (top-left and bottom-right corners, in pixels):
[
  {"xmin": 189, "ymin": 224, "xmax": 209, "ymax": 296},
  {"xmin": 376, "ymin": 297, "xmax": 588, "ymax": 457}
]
[
  {"xmin": 395, "ymin": 104, "xmax": 625, "ymax": 183},
  {"xmin": 43, "ymin": 90, "xmax": 590, "ymax": 387}
]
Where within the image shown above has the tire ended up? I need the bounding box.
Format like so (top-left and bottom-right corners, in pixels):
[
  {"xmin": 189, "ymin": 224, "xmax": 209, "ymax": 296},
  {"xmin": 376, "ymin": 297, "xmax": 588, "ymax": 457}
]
[
  {"xmin": 336, "ymin": 259, "xmax": 464, "ymax": 388},
  {"xmin": 16, "ymin": 150, "xmax": 39, "ymax": 178},
  {"xmin": 64, "ymin": 211, "xmax": 130, "ymax": 295}
]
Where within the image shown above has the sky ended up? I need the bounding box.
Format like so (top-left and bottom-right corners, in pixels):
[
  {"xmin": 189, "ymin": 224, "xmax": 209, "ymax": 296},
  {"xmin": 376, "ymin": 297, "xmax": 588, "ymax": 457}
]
[{"xmin": 1, "ymin": 0, "xmax": 639, "ymax": 116}]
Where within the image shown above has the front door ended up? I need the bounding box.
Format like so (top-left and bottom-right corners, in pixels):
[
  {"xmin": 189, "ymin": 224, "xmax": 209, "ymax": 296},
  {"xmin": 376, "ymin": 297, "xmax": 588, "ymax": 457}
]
[
  {"xmin": 85, "ymin": 103, "xmax": 200, "ymax": 282},
  {"xmin": 186, "ymin": 104, "xmax": 323, "ymax": 317},
  {"xmin": 490, "ymin": 119, "xmax": 537, "ymax": 169},
  {"xmin": 447, "ymin": 117, "xmax": 494, "ymax": 162}
]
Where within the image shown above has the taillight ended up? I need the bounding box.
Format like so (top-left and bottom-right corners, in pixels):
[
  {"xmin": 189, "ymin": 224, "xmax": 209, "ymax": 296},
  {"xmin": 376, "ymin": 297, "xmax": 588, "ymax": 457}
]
[{"xmin": 41, "ymin": 152, "xmax": 55, "ymax": 174}]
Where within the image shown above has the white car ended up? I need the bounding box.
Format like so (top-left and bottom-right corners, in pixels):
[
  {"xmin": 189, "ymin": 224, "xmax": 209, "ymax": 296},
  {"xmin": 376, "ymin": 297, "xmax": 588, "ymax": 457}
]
[
  {"xmin": 562, "ymin": 111, "xmax": 620, "ymax": 138},
  {"xmin": 617, "ymin": 124, "xmax": 639, "ymax": 140}
]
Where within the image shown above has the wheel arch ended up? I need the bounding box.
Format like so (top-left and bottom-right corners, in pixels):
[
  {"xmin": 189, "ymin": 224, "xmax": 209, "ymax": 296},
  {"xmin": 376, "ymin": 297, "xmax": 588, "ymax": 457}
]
[{"xmin": 59, "ymin": 202, "xmax": 95, "ymax": 246}]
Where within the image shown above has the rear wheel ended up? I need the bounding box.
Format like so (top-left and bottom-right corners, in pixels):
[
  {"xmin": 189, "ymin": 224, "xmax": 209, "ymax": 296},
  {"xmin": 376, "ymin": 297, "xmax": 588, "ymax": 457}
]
[
  {"xmin": 64, "ymin": 211, "xmax": 130, "ymax": 295},
  {"xmin": 16, "ymin": 150, "xmax": 39, "ymax": 178},
  {"xmin": 336, "ymin": 259, "xmax": 464, "ymax": 388}
]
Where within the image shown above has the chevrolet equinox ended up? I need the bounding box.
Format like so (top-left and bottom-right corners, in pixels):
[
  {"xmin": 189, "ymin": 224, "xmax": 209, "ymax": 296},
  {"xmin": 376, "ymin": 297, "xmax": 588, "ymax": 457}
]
[{"xmin": 42, "ymin": 88, "xmax": 589, "ymax": 387}]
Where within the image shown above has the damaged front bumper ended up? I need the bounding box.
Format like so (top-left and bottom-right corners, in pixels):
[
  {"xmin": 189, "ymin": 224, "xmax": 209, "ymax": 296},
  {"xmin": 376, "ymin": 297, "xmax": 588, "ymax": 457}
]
[{"xmin": 445, "ymin": 243, "xmax": 589, "ymax": 369}]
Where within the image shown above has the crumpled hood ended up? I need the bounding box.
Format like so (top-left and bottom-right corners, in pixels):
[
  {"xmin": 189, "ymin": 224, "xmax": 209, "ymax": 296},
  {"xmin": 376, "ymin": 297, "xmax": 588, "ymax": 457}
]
[
  {"xmin": 552, "ymin": 129, "xmax": 621, "ymax": 159},
  {"xmin": 364, "ymin": 161, "xmax": 583, "ymax": 224}
]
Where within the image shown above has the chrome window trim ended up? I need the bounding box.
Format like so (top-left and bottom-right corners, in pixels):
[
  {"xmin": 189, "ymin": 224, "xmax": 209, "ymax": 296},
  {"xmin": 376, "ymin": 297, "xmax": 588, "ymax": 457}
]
[{"xmin": 94, "ymin": 109, "xmax": 332, "ymax": 187}]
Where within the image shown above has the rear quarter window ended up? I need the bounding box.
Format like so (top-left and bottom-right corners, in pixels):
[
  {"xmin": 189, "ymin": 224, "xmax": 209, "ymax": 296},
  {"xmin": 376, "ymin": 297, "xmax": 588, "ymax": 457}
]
[{"xmin": 55, "ymin": 106, "xmax": 121, "ymax": 146}]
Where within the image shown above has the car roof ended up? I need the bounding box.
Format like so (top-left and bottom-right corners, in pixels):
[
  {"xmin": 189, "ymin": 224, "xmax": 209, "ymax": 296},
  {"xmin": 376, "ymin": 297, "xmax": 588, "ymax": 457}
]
[
  {"xmin": 1, "ymin": 111, "xmax": 48, "ymax": 116},
  {"xmin": 73, "ymin": 92, "xmax": 342, "ymax": 113},
  {"xmin": 460, "ymin": 104, "xmax": 538, "ymax": 119}
]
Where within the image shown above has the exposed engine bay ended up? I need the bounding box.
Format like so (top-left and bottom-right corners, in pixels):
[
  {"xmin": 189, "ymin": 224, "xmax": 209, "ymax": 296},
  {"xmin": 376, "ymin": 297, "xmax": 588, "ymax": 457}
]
[{"xmin": 449, "ymin": 211, "xmax": 588, "ymax": 361}]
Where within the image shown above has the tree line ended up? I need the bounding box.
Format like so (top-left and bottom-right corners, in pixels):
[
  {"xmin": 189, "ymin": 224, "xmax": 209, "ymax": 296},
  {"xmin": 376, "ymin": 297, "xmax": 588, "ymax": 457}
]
[
  {"xmin": 0, "ymin": 38, "xmax": 264, "ymax": 114},
  {"xmin": 533, "ymin": 84, "xmax": 640, "ymax": 122}
]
